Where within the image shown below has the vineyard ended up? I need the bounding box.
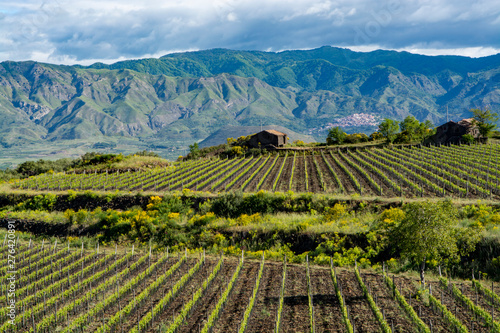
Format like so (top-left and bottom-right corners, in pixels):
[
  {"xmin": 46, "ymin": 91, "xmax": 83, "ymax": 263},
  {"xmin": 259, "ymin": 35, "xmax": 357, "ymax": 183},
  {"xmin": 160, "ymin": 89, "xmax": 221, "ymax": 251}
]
[
  {"xmin": 3, "ymin": 240, "xmax": 500, "ymax": 332},
  {"xmin": 13, "ymin": 144, "xmax": 500, "ymax": 199}
]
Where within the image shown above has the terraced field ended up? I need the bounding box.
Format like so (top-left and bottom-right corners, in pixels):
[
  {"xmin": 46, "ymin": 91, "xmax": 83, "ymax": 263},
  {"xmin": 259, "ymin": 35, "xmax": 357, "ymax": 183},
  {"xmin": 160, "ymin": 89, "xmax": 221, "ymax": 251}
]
[
  {"xmin": 3, "ymin": 240, "xmax": 500, "ymax": 332},
  {"xmin": 14, "ymin": 144, "xmax": 500, "ymax": 200}
]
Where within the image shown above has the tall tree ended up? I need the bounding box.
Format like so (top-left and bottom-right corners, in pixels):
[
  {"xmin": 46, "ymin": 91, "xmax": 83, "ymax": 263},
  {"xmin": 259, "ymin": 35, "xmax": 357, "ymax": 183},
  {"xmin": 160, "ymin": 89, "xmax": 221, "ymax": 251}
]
[
  {"xmin": 326, "ymin": 126, "xmax": 347, "ymax": 145},
  {"xmin": 400, "ymin": 116, "xmax": 420, "ymax": 141},
  {"xmin": 378, "ymin": 119, "xmax": 399, "ymax": 143},
  {"xmin": 471, "ymin": 108, "xmax": 499, "ymax": 138},
  {"xmin": 392, "ymin": 200, "xmax": 460, "ymax": 285}
]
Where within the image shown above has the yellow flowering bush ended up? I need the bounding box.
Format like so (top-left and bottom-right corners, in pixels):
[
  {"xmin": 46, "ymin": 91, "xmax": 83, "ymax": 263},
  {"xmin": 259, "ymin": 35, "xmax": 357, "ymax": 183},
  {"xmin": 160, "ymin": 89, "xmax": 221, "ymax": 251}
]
[{"xmin": 323, "ymin": 202, "xmax": 348, "ymax": 221}]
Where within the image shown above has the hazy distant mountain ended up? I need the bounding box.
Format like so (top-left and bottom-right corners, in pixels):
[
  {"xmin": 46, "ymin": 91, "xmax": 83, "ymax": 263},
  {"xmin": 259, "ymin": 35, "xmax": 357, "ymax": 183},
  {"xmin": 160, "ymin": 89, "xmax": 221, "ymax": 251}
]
[{"xmin": 0, "ymin": 47, "xmax": 499, "ymax": 160}]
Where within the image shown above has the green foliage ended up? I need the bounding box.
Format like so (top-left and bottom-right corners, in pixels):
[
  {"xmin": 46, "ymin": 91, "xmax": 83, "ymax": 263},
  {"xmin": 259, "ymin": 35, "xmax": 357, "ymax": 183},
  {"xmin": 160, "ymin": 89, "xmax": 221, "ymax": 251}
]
[
  {"xmin": 393, "ymin": 200, "xmax": 460, "ymax": 263},
  {"xmin": 326, "ymin": 127, "xmax": 346, "ymax": 145},
  {"xmin": 394, "ymin": 116, "xmax": 434, "ymax": 143},
  {"xmin": 17, "ymin": 194, "xmax": 57, "ymax": 211},
  {"xmin": 73, "ymin": 152, "xmax": 123, "ymax": 168},
  {"xmin": 188, "ymin": 142, "xmax": 200, "ymax": 159},
  {"xmin": 132, "ymin": 150, "xmax": 160, "ymax": 157},
  {"xmin": 472, "ymin": 108, "xmax": 499, "ymax": 138},
  {"xmin": 369, "ymin": 132, "xmax": 384, "ymax": 141},
  {"xmin": 378, "ymin": 119, "xmax": 400, "ymax": 143},
  {"xmin": 461, "ymin": 133, "xmax": 475, "ymax": 144},
  {"xmin": 390, "ymin": 200, "xmax": 479, "ymax": 283},
  {"xmin": 16, "ymin": 158, "xmax": 74, "ymax": 176},
  {"xmin": 344, "ymin": 133, "xmax": 369, "ymax": 144}
]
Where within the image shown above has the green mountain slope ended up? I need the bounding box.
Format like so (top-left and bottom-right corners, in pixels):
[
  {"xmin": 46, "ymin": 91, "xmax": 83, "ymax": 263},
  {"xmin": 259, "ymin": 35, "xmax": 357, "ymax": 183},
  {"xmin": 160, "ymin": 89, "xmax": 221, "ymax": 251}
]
[{"xmin": 0, "ymin": 46, "xmax": 499, "ymax": 162}]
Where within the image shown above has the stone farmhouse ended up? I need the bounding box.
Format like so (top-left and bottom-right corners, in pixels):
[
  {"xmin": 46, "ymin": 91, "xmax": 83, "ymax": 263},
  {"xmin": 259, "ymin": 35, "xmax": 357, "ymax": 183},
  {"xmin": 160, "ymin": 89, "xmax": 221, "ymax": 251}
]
[
  {"xmin": 248, "ymin": 130, "xmax": 288, "ymax": 148},
  {"xmin": 430, "ymin": 118, "xmax": 480, "ymax": 144}
]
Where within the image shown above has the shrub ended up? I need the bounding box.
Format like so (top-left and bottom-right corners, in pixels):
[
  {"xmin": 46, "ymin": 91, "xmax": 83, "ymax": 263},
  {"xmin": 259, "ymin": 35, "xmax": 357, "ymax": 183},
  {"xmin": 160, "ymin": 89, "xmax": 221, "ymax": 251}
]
[{"xmin": 461, "ymin": 134, "xmax": 475, "ymax": 144}]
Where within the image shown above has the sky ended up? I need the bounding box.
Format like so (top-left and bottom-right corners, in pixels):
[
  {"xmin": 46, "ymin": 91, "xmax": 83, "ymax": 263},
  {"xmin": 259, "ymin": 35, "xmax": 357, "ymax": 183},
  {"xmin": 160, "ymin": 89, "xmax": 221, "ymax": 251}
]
[{"xmin": 1, "ymin": 0, "xmax": 500, "ymax": 65}]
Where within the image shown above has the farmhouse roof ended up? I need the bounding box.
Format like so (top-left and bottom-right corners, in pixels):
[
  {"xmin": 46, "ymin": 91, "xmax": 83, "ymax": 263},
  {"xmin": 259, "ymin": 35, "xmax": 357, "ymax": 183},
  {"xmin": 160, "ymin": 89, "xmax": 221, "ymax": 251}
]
[
  {"xmin": 261, "ymin": 129, "xmax": 286, "ymax": 136},
  {"xmin": 457, "ymin": 118, "xmax": 475, "ymax": 128}
]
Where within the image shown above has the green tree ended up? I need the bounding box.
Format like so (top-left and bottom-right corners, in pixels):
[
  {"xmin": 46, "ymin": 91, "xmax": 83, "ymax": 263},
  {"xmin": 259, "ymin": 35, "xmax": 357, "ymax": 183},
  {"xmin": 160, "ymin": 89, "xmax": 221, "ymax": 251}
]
[
  {"xmin": 471, "ymin": 108, "xmax": 499, "ymax": 138},
  {"xmin": 378, "ymin": 119, "xmax": 400, "ymax": 143},
  {"xmin": 392, "ymin": 200, "xmax": 461, "ymax": 285},
  {"xmin": 326, "ymin": 127, "xmax": 346, "ymax": 145},
  {"xmin": 400, "ymin": 116, "xmax": 420, "ymax": 141},
  {"xmin": 188, "ymin": 142, "xmax": 200, "ymax": 158}
]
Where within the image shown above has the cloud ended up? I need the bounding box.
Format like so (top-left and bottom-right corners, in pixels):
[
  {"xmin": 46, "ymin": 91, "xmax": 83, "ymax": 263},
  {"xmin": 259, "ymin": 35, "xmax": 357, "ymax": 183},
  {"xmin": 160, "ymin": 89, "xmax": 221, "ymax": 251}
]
[{"xmin": 1, "ymin": 0, "xmax": 499, "ymax": 64}]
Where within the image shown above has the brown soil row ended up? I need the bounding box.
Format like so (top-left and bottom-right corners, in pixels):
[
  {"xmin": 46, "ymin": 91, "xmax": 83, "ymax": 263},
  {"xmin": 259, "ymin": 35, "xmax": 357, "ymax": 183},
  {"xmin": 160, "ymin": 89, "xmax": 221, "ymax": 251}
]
[
  {"xmin": 324, "ymin": 153, "xmax": 357, "ymax": 194},
  {"xmin": 225, "ymin": 157, "xmax": 268, "ymax": 192},
  {"xmin": 245, "ymin": 262, "xmax": 283, "ymax": 333},
  {"xmin": 306, "ymin": 155, "xmax": 322, "ymax": 193},
  {"xmin": 336, "ymin": 153, "xmax": 376, "ymax": 197},
  {"xmin": 337, "ymin": 271, "xmax": 380, "ymax": 332},
  {"xmin": 293, "ymin": 154, "xmax": 307, "ymax": 193},
  {"xmin": 310, "ymin": 268, "xmax": 345, "ymax": 332},
  {"xmin": 119, "ymin": 258, "xmax": 197, "ymax": 332},
  {"xmin": 431, "ymin": 280, "xmax": 491, "ymax": 332},
  {"xmin": 277, "ymin": 153, "xmax": 294, "ymax": 192},
  {"xmin": 202, "ymin": 158, "xmax": 250, "ymax": 192},
  {"xmin": 344, "ymin": 152, "xmax": 395, "ymax": 197},
  {"xmin": 246, "ymin": 156, "xmax": 280, "ymax": 192},
  {"xmin": 211, "ymin": 260, "xmax": 260, "ymax": 332},
  {"xmin": 83, "ymin": 254, "xmax": 174, "ymax": 331},
  {"xmin": 280, "ymin": 264, "xmax": 311, "ymax": 332},
  {"xmin": 361, "ymin": 273, "xmax": 415, "ymax": 332},
  {"xmin": 34, "ymin": 253, "xmax": 138, "ymax": 332},
  {"xmin": 314, "ymin": 153, "xmax": 339, "ymax": 193},
  {"xmin": 143, "ymin": 259, "xmax": 217, "ymax": 333},
  {"xmin": 178, "ymin": 259, "xmax": 238, "ymax": 333},
  {"xmin": 259, "ymin": 156, "xmax": 286, "ymax": 192}
]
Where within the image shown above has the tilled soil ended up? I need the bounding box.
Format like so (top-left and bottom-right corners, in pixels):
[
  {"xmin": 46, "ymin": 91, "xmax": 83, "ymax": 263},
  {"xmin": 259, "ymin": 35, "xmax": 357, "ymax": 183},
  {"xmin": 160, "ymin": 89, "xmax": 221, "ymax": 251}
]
[
  {"xmin": 280, "ymin": 264, "xmax": 311, "ymax": 333},
  {"xmin": 314, "ymin": 153, "xmax": 339, "ymax": 193},
  {"xmin": 80, "ymin": 254, "xmax": 162, "ymax": 331},
  {"xmin": 459, "ymin": 280, "xmax": 500, "ymax": 313},
  {"xmin": 226, "ymin": 157, "xmax": 267, "ymax": 192},
  {"xmin": 119, "ymin": 258, "xmax": 196, "ymax": 332},
  {"xmin": 336, "ymin": 271, "xmax": 380, "ymax": 332},
  {"xmin": 293, "ymin": 155, "xmax": 307, "ymax": 193},
  {"xmin": 201, "ymin": 159, "xmax": 246, "ymax": 192},
  {"xmin": 324, "ymin": 153, "xmax": 356, "ymax": 194},
  {"xmin": 144, "ymin": 259, "xmax": 217, "ymax": 333},
  {"xmin": 246, "ymin": 156, "xmax": 279, "ymax": 192},
  {"xmin": 309, "ymin": 268, "xmax": 345, "ymax": 332},
  {"xmin": 260, "ymin": 156, "xmax": 286, "ymax": 191},
  {"xmin": 211, "ymin": 260, "xmax": 260, "ymax": 333},
  {"xmin": 306, "ymin": 155, "xmax": 323, "ymax": 193},
  {"xmin": 361, "ymin": 273, "xmax": 416, "ymax": 332},
  {"xmin": 246, "ymin": 262, "xmax": 283, "ymax": 333},
  {"xmin": 430, "ymin": 280, "xmax": 490, "ymax": 333},
  {"xmin": 178, "ymin": 259, "xmax": 238, "ymax": 333},
  {"xmin": 277, "ymin": 154, "xmax": 294, "ymax": 192},
  {"xmin": 337, "ymin": 153, "xmax": 376, "ymax": 197}
]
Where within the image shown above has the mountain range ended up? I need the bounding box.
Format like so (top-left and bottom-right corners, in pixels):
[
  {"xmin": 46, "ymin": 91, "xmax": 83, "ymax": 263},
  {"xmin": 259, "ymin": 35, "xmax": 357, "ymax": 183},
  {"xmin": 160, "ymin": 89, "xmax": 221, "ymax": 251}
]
[{"xmin": 0, "ymin": 46, "xmax": 499, "ymax": 162}]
